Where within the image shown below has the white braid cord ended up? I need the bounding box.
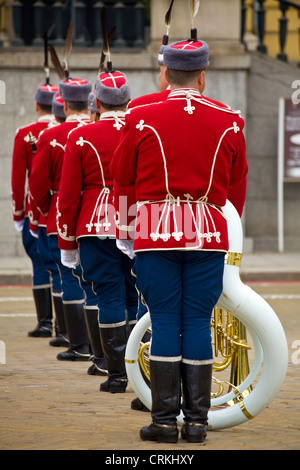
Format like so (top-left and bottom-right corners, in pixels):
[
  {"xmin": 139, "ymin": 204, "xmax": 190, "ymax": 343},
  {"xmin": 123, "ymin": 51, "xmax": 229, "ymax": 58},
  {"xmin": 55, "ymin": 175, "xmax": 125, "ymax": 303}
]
[
  {"xmin": 135, "ymin": 106, "xmax": 240, "ymax": 245},
  {"xmin": 75, "ymin": 113, "xmax": 125, "ymax": 234}
]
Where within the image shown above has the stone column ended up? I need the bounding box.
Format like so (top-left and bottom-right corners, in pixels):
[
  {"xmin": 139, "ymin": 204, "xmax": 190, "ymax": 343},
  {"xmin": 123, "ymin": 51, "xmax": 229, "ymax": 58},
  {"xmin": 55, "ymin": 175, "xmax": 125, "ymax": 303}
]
[{"xmin": 148, "ymin": 0, "xmax": 244, "ymax": 55}]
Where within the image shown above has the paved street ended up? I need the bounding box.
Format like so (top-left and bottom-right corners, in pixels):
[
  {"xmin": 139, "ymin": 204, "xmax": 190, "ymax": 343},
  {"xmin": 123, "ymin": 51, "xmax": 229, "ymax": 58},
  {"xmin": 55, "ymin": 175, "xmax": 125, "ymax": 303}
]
[{"xmin": 0, "ymin": 282, "xmax": 299, "ymax": 452}]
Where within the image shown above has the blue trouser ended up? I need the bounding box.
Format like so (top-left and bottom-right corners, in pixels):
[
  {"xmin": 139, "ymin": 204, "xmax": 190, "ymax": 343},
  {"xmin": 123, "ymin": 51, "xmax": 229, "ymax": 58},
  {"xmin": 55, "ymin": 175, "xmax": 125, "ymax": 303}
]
[
  {"xmin": 135, "ymin": 250, "xmax": 225, "ymax": 362},
  {"xmin": 48, "ymin": 234, "xmax": 97, "ymax": 305},
  {"xmin": 22, "ymin": 217, "xmax": 50, "ymax": 287},
  {"xmin": 79, "ymin": 238, "xmax": 138, "ymax": 325},
  {"xmin": 37, "ymin": 227, "xmax": 62, "ymax": 292},
  {"xmin": 131, "ymin": 262, "xmax": 148, "ymax": 321}
]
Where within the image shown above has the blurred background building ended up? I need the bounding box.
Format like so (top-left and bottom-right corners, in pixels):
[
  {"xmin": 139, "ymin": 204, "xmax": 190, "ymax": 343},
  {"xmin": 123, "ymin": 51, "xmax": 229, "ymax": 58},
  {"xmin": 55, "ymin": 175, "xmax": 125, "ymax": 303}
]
[{"xmin": 0, "ymin": 0, "xmax": 300, "ymax": 257}]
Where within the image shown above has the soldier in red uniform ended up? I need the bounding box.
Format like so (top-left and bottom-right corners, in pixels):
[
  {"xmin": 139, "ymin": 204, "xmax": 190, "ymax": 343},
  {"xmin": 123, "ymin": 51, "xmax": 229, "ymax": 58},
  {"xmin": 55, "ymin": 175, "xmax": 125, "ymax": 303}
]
[
  {"xmin": 88, "ymin": 92, "xmax": 100, "ymax": 122},
  {"xmin": 123, "ymin": 40, "xmax": 172, "ymax": 413},
  {"xmin": 11, "ymin": 83, "xmax": 58, "ymax": 338},
  {"xmin": 29, "ymin": 77, "xmax": 101, "ymax": 363},
  {"xmin": 127, "ymin": 35, "xmax": 171, "ymax": 114},
  {"xmin": 28, "ymin": 92, "xmax": 67, "ymax": 348},
  {"xmin": 110, "ymin": 39, "xmax": 248, "ymax": 443},
  {"xmin": 57, "ymin": 69, "xmax": 138, "ymax": 393}
]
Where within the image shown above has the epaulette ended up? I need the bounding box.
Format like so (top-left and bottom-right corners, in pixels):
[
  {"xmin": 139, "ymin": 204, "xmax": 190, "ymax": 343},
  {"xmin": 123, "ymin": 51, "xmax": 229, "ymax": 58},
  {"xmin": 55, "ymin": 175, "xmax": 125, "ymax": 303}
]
[
  {"xmin": 126, "ymin": 101, "xmax": 165, "ymax": 115},
  {"xmin": 15, "ymin": 121, "xmax": 37, "ymax": 136},
  {"xmin": 200, "ymin": 96, "xmax": 242, "ymax": 116}
]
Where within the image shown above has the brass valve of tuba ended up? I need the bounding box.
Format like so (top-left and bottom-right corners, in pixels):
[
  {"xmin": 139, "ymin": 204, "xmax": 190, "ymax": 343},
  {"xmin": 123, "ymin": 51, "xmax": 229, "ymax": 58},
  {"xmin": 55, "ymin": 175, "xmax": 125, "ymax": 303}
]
[
  {"xmin": 137, "ymin": 308, "xmax": 252, "ymax": 399},
  {"xmin": 211, "ymin": 307, "xmax": 251, "ymax": 373}
]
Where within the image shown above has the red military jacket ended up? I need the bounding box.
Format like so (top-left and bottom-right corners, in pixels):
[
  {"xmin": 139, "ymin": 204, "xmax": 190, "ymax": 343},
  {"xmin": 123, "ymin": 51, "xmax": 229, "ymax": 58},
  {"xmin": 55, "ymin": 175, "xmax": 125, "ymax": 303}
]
[
  {"xmin": 28, "ymin": 121, "xmax": 61, "ymax": 233},
  {"xmin": 110, "ymin": 88, "xmax": 248, "ymax": 253},
  {"xmin": 111, "ymin": 89, "xmax": 172, "ymax": 240},
  {"xmin": 57, "ymin": 111, "xmax": 127, "ymax": 250},
  {"xmin": 29, "ymin": 114, "xmax": 91, "ymax": 235},
  {"xmin": 11, "ymin": 115, "xmax": 55, "ymax": 222}
]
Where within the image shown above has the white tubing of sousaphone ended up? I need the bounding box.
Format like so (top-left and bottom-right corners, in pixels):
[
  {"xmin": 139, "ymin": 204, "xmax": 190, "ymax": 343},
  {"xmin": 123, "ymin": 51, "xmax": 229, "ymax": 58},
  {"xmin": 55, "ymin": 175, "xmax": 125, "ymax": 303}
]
[
  {"xmin": 209, "ymin": 201, "xmax": 288, "ymax": 428},
  {"xmin": 125, "ymin": 311, "xmax": 152, "ymax": 411}
]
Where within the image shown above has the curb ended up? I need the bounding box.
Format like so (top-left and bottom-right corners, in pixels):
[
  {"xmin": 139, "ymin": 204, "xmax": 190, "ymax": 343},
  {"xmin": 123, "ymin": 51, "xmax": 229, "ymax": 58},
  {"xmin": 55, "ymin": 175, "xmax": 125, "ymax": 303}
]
[{"xmin": 0, "ymin": 272, "xmax": 300, "ymax": 286}]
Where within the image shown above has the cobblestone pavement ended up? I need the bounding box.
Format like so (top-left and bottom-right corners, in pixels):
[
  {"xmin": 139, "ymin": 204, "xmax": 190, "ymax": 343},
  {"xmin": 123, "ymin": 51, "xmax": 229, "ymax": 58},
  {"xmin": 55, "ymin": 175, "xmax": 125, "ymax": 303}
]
[{"xmin": 0, "ymin": 283, "xmax": 299, "ymax": 452}]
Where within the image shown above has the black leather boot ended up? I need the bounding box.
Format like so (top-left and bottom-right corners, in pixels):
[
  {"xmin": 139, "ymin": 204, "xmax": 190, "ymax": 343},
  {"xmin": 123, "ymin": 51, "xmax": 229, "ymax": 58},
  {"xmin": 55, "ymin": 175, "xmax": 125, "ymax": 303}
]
[
  {"xmin": 180, "ymin": 362, "xmax": 212, "ymax": 443},
  {"xmin": 140, "ymin": 360, "xmax": 181, "ymax": 443},
  {"xmin": 99, "ymin": 324, "xmax": 128, "ymax": 393},
  {"xmin": 57, "ymin": 302, "xmax": 90, "ymax": 361},
  {"xmin": 84, "ymin": 306, "xmax": 107, "ymax": 376},
  {"xmin": 28, "ymin": 286, "xmax": 53, "ymax": 337},
  {"xmin": 126, "ymin": 319, "xmax": 137, "ymax": 339},
  {"xmin": 49, "ymin": 292, "xmax": 69, "ymax": 347},
  {"xmin": 131, "ymin": 397, "xmax": 149, "ymax": 412}
]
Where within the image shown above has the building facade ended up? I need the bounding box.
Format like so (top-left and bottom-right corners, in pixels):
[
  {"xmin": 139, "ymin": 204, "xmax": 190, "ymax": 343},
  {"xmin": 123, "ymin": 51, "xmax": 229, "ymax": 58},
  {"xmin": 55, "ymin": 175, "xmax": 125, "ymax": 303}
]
[{"xmin": 0, "ymin": 0, "xmax": 300, "ymax": 256}]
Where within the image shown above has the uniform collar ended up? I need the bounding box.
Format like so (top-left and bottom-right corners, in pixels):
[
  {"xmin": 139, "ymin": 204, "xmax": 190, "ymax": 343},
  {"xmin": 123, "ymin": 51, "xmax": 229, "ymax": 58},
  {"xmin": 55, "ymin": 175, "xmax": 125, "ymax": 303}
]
[
  {"xmin": 100, "ymin": 110, "xmax": 126, "ymax": 120},
  {"xmin": 100, "ymin": 111, "xmax": 126, "ymax": 130},
  {"xmin": 168, "ymin": 89, "xmax": 203, "ymax": 115},
  {"xmin": 168, "ymin": 88, "xmax": 202, "ymax": 99},
  {"xmin": 38, "ymin": 114, "xmax": 56, "ymax": 123}
]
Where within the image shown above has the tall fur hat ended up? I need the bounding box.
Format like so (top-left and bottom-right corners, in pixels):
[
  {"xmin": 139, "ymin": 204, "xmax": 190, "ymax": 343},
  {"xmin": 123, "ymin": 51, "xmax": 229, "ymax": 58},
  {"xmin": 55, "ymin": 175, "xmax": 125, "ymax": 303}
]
[
  {"xmin": 35, "ymin": 84, "xmax": 59, "ymax": 106},
  {"xmin": 59, "ymin": 78, "xmax": 92, "ymax": 102},
  {"xmin": 52, "ymin": 92, "xmax": 65, "ymax": 119},
  {"xmin": 95, "ymin": 71, "xmax": 131, "ymax": 106},
  {"xmin": 163, "ymin": 40, "xmax": 209, "ymax": 71}
]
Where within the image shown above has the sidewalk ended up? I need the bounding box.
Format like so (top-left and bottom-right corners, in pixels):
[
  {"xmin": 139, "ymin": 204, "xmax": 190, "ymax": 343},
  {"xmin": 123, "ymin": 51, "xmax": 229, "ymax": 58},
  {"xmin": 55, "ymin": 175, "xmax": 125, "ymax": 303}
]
[
  {"xmin": 0, "ymin": 281, "xmax": 299, "ymax": 450},
  {"xmin": 0, "ymin": 252, "xmax": 300, "ymax": 284},
  {"xmin": 240, "ymin": 252, "xmax": 300, "ymax": 282}
]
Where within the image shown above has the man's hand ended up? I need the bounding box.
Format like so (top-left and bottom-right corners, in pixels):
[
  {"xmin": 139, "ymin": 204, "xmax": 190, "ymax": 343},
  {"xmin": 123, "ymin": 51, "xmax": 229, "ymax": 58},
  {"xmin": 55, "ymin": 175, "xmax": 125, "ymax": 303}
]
[
  {"xmin": 116, "ymin": 239, "xmax": 135, "ymax": 259},
  {"xmin": 61, "ymin": 249, "xmax": 80, "ymax": 269},
  {"xmin": 14, "ymin": 220, "xmax": 25, "ymax": 232}
]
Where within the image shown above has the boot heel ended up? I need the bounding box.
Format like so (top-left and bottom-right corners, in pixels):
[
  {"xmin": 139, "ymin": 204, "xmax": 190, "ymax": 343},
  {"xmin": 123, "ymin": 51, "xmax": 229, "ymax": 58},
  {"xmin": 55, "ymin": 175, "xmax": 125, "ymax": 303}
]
[
  {"xmin": 140, "ymin": 423, "xmax": 178, "ymax": 443},
  {"xmin": 181, "ymin": 423, "xmax": 207, "ymax": 443},
  {"xmin": 108, "ymin": 379, "xmax": 127, "ymax": 393},
  {"xmin": 100, "ymin": 378, "xmax": 127, "ymax": 393}
]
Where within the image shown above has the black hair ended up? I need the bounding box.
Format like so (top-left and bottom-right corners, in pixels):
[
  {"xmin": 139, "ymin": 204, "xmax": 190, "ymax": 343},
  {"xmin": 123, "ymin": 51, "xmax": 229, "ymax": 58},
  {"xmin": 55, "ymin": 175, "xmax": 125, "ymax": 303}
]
[
  {"xmin": 99, "ymin": 101, "xmax": 128, "ymax": 110},
  {"xmin": 55, "ymin": 116, "xmax": 66, "ymax": 123},
  {"xmin": 166, "ymin": 68, "xmax": 205, "ymax": 87},
  {"xmin": 37, "ymin": 103, "xmax": 52, "ymax": 113},
  {"xmin": 66, "ymin": 100, "xmax": 88, "ymax": 112}
]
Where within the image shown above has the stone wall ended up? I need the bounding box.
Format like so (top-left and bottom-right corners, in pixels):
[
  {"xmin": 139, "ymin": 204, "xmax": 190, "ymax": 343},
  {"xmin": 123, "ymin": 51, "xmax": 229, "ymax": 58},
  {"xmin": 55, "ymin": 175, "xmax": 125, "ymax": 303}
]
[
  {"xmin": 246, "ymin": 53, "xmax": 300, "ymax": 251},
  {"xmin": 0, "ymin": 47, "xmax": 299, "ymax": 256}
]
